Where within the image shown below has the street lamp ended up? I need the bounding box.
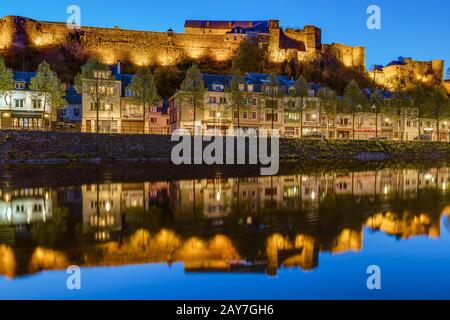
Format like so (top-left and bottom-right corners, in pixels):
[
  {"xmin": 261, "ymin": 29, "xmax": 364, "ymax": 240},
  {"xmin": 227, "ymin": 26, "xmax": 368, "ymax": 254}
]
[{"xmin": 105, "ymin": 104, "xmax": 111, "ymax": 133}]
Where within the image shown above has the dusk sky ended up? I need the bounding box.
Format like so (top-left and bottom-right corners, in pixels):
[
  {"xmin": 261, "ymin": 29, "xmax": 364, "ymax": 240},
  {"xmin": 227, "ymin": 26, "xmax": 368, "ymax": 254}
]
[{"xmin": 1, "ymin": 0, "xmax": 449, "ymax": 75}]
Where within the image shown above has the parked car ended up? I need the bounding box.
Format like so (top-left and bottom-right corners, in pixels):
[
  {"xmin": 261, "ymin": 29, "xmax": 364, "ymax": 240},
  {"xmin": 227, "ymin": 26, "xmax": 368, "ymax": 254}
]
[
  {"xmin": 303, "ymin": 132, "xmax": 326, "ymax": 139},
  {"xmin": 414, "ymin": 134, "xmax": 432, "ymax": 141},
  {"xmin": 369, "ymin": 136, "xmax": 389, "ymax": 141}
]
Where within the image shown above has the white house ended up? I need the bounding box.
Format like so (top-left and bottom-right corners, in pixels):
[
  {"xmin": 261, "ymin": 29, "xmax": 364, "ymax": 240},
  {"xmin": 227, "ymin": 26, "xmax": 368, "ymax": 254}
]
[{"xmin": 0, "ymin": 71, "xmax": 52, "ymax": 130}]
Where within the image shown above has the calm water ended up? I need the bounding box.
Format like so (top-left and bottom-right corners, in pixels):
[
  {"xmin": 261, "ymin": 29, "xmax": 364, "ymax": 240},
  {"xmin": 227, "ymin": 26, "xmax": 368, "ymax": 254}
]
[{"xmin": 1, "ymin": 164, "xmax": 450, "ymax": 300}]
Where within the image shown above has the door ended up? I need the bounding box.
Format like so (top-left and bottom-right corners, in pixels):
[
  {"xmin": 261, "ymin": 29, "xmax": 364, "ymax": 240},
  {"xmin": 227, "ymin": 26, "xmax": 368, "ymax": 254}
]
[{"xmin": 86, "ymin": 120, "xmax": 91, "ymax": 132}]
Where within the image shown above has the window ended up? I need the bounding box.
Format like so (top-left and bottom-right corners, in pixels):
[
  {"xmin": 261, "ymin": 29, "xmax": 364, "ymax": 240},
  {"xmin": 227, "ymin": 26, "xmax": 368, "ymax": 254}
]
[
  {"xmin": 150, "ymin": 118, "xmax": 157, "ymax": 124},
  {"xmin": 74, "ymin": 108, "xmax": 80, "ymax": 116},
  {"xmin": 406, "ymin": 120, "xmax": 411, "ymax": 127},
  {"xmin": 209, "ymin": 96, "xmax": 217, "ymax": 104},
  {"xmin": 252, "ymin": 98, "xmax": 257, "ymax": 106},
  {"xmin": 340, "ymin": 118, "xmax": 349, "ymax": 125},
  {"xmin": 220, "ymin": 97, "xmax": 227, "ymax": 104},
  {"xmin": 265, "ymin": 113, "xmax": 278, "ymax": 122},
  {"xmin": 286, "ymin": 112, "xmax": 299, "ymax": 121},
  {"xmin": 60, "ymin": 109, "xmax": 67, "ymax": 116},
  {"xmin": 233, "ymin": 110, "xmax": 239, "ymax": 119},
  {"xmin": 243, "ymin": 111, "xmax": 248, "ymax": 119},
  {"xmin": 32, "ymin": 100, "xmax": 41, "ymax": 109},
  {"xmin": 252, "ymin": 111, "xmax": 257, "ymax": 120},
  {"xmin": 14, "ymin": 82, "xmax": 25, "ymax": 90},
  {"xmin": 14, "ymin": 99, "xmax": 25, "ymax": 108}
]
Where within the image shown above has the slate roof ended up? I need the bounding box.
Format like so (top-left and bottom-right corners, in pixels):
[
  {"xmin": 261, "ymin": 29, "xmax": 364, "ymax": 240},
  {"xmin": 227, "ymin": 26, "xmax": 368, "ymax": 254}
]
[
  {"xmin": 13, "ymin": 71, "xmax": 36, "ymax": 89},
  {"xmin": 65, "ymin": 85, "xmax": 82, "ymax": 105},
  {"xmin": 185, "ymin": 20, "xmax": 269, "ymax": 33}
]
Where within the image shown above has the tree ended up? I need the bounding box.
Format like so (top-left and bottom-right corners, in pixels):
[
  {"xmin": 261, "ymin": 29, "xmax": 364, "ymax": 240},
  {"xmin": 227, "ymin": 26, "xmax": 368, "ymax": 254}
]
[
  {"xmin": 409, "ymin": 84, "xmax": 435, "ymax": 137},
  {"xmin": 228, "ymin": 74, "xmax": 246, "ymax": 131},
  {"xmin": 369, "ymin": 90, "xmax": 385, "ymax": 138},
  {"xmin": 292, "ymin": 76, "xmax": 309, "ymax": 138},
  {"xmin": 75, "ymin": 57, "xmax": 114, "ymax": 133},
  {"xmin": 318, "ymin": 86, "xmax": 337, "ymax": 138},
  {"xmin": 232, "ymin": 40, "xmax": 265, "ymax": 73},
  {"xmin": 343, "ymin": 80, "xmax": 367, "ymax": 139},
  {"xmin": 177, "ymin": 64, "xmax": 205, "ymax": 135},
  {"xmin": 388, "ymin": 89, "xmax": 411, "ymax": 140},
  {"xmin": 430, "ymin": 86, "xmax": 450, "ymax": 141},
  {"xmin": 263, "ymin": 74, "xmax": 281, "ymax": 133},
  {"xmin": 0, "ymin": 57, "xmax": 14, "ymax": 115},
  {"xmin": 30, "ymin": 61, "xmax": 67, "ymax": 129},
  {"xmin": 128, "ymin": 67, "xmax": 160, "ymax": 134}
]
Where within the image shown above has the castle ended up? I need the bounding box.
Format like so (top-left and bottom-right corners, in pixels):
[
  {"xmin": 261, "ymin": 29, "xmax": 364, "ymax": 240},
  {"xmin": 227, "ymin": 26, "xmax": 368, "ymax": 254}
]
[
  {"xmin": 0, "ymin": 16, "xmax": 365, "ymax": 69},
  {"xmin": 368, "ymin": 57, "xmax": 445, "ymax": 90},
  {"xmin": 0, "ymin": 15, "xmax": 448, "ymax": 94}
]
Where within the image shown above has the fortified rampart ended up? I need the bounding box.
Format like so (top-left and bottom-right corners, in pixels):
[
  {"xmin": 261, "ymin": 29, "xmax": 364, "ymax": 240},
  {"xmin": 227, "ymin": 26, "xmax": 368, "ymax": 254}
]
[
  {"xmin": 0, "ymin": 15, "xmax": 366, "ymax": 69},
  {"xmin": 368, "ymin": 57, "xmax": 445, "ymax": 90}
]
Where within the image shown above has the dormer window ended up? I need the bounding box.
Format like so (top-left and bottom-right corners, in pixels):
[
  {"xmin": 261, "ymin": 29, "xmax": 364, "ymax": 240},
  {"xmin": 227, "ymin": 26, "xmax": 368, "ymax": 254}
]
[
  {"xmin": 14, "ymin": 82, "xmax": 25, "ymax": 90},
  {"xmin": 211, "ymin": 82, "xmax": 224, "ymax": 92}
]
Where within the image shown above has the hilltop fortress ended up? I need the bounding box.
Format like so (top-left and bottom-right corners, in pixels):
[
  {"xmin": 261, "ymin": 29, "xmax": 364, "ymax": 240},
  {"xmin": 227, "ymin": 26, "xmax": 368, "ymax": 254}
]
[
  {"xmin": 0, "ymin": 16, "xmax": 365, "ymax": 69},
  {"xmin": 0, "ymin": 15, "xmax": 448, "ymax": 93}
]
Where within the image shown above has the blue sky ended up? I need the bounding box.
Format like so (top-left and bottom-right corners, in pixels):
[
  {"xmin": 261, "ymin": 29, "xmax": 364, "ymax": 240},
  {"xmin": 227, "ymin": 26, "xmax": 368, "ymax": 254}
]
[{"xmin": 1, "ymin": 0, "xmax": 449, "ymax": 75}]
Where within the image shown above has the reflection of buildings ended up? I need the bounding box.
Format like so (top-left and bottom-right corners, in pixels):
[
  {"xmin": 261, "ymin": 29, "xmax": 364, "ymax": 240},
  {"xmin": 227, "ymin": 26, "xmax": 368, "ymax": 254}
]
[
  {"xmin": 1, "ymin": 167, "xmax": 450, "ymax": 278},
  {"xmin": 0, "ymin": 188, "xmax": 53, "ymax": 225}
]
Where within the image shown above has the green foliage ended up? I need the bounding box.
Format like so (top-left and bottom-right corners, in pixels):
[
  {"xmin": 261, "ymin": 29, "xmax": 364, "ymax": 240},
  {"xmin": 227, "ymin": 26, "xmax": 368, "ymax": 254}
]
[
  {"xmin": 74, "ymin": 57, "xmax": 112, "ymax": 97},
  {"xmin": 227, "ymin": 74, "xmax": 246, "ymax": 128},
  {"xmin": 30, "ymin": 61, "xmax": 67, "ymax": 124},
  {"xmin": 128, "ymin": 67, "xmax": 160, "ymax": 109},
  {"xmin": 318, "ymin": 86, "xmax": 338, "ymax": 118},
  {"xmin": 232, "ymin": 40, "xmax": 265, "ymax": 73},
  {"xmin": 292, "ymin": 76, "xmax": 309, "ymax": 98},
  {"xmin": 180, "ymin": 64, "xmax": 205, "ymax": 93},
  {"xmin": 0, "ymin": 56, "xmax": 14, "ymax": 96},
  {"xmin": 31, "ymin": 207, "xmax": 69, "ymax": 247},
  {"xmin": 177, "ymin": 64, "xmax": 206, "ymax": 124},
  {"xmin": 343, "ymin": 80, "xmax": 367, "ymax": 113}
]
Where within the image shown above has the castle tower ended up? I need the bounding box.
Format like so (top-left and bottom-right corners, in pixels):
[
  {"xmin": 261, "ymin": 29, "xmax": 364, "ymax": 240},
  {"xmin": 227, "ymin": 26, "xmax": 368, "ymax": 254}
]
[
  {"xmin": 303, "ymin": 25, "xmax": 321, "ymax": 51},
  {"xmin": 268, "ymin": 19, "xmax": 281, "ymax": 63},
  {"xmin": 431, "ymin": 60, "xmax": 444, "ymax": 82}
]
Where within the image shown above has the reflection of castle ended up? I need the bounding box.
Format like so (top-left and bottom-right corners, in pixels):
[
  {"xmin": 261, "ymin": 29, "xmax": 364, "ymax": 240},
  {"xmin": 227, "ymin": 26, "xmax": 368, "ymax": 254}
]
[{"xmin": 1, "ymin": 167, "xmax": 450, "ymax": 278}]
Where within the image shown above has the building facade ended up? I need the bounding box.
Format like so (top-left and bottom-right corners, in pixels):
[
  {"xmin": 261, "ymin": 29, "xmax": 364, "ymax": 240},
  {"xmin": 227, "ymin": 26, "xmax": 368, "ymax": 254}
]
[
  {"xmin": 81, "ymin": 63, "xmax": 169, "ymax": 134},
  {"xmin": 0, "ymin": 71, "xmax": 54, "ymax": 130},
  {"xmin": 170, "ymin": 73, "xmax": 450, "ymax": 141}
]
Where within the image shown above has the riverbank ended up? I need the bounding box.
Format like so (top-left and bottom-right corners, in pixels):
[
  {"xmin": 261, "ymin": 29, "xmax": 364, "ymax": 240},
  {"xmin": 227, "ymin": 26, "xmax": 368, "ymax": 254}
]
[{"xmin": 2, "ymin": 130, "xmax": 450, "ymax": 164}]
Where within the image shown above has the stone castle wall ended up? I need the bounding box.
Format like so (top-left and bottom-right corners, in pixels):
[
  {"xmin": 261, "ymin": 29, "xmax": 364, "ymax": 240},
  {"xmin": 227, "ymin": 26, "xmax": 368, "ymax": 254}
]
[
  {"xmin": 368, "ymin": 58, "xmax": 445, "ymax": 90},
  {"xmin": 0, "ymin": 15, "xmax": 366, "ymax": 69}
]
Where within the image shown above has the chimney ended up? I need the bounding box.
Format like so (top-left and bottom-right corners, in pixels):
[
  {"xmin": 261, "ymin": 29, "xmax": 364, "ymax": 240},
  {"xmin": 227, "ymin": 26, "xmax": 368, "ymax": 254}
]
[{"xmin": 117, "ymin": 60, "xmax": 121, "ymax": 75}]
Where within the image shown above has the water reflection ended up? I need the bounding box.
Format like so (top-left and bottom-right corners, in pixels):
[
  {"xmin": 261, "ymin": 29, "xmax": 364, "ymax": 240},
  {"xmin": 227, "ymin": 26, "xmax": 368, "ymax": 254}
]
[{"xmin": 1, "ymin": 167, "xmax": 450, "ymax": 278}]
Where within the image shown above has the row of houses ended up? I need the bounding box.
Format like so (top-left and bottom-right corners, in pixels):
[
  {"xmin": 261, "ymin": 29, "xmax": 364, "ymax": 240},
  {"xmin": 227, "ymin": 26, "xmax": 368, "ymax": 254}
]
[
  {"xmin": 0, "ymin": 63, "xmax": 171, "ymax": 134},
  {"xmin": 1, "ymin": 62, "xmax": 449, "ymax": 140},
  {"xmin": 170, "ymin": 73, "xmax": 450, "ymax": 141}
]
